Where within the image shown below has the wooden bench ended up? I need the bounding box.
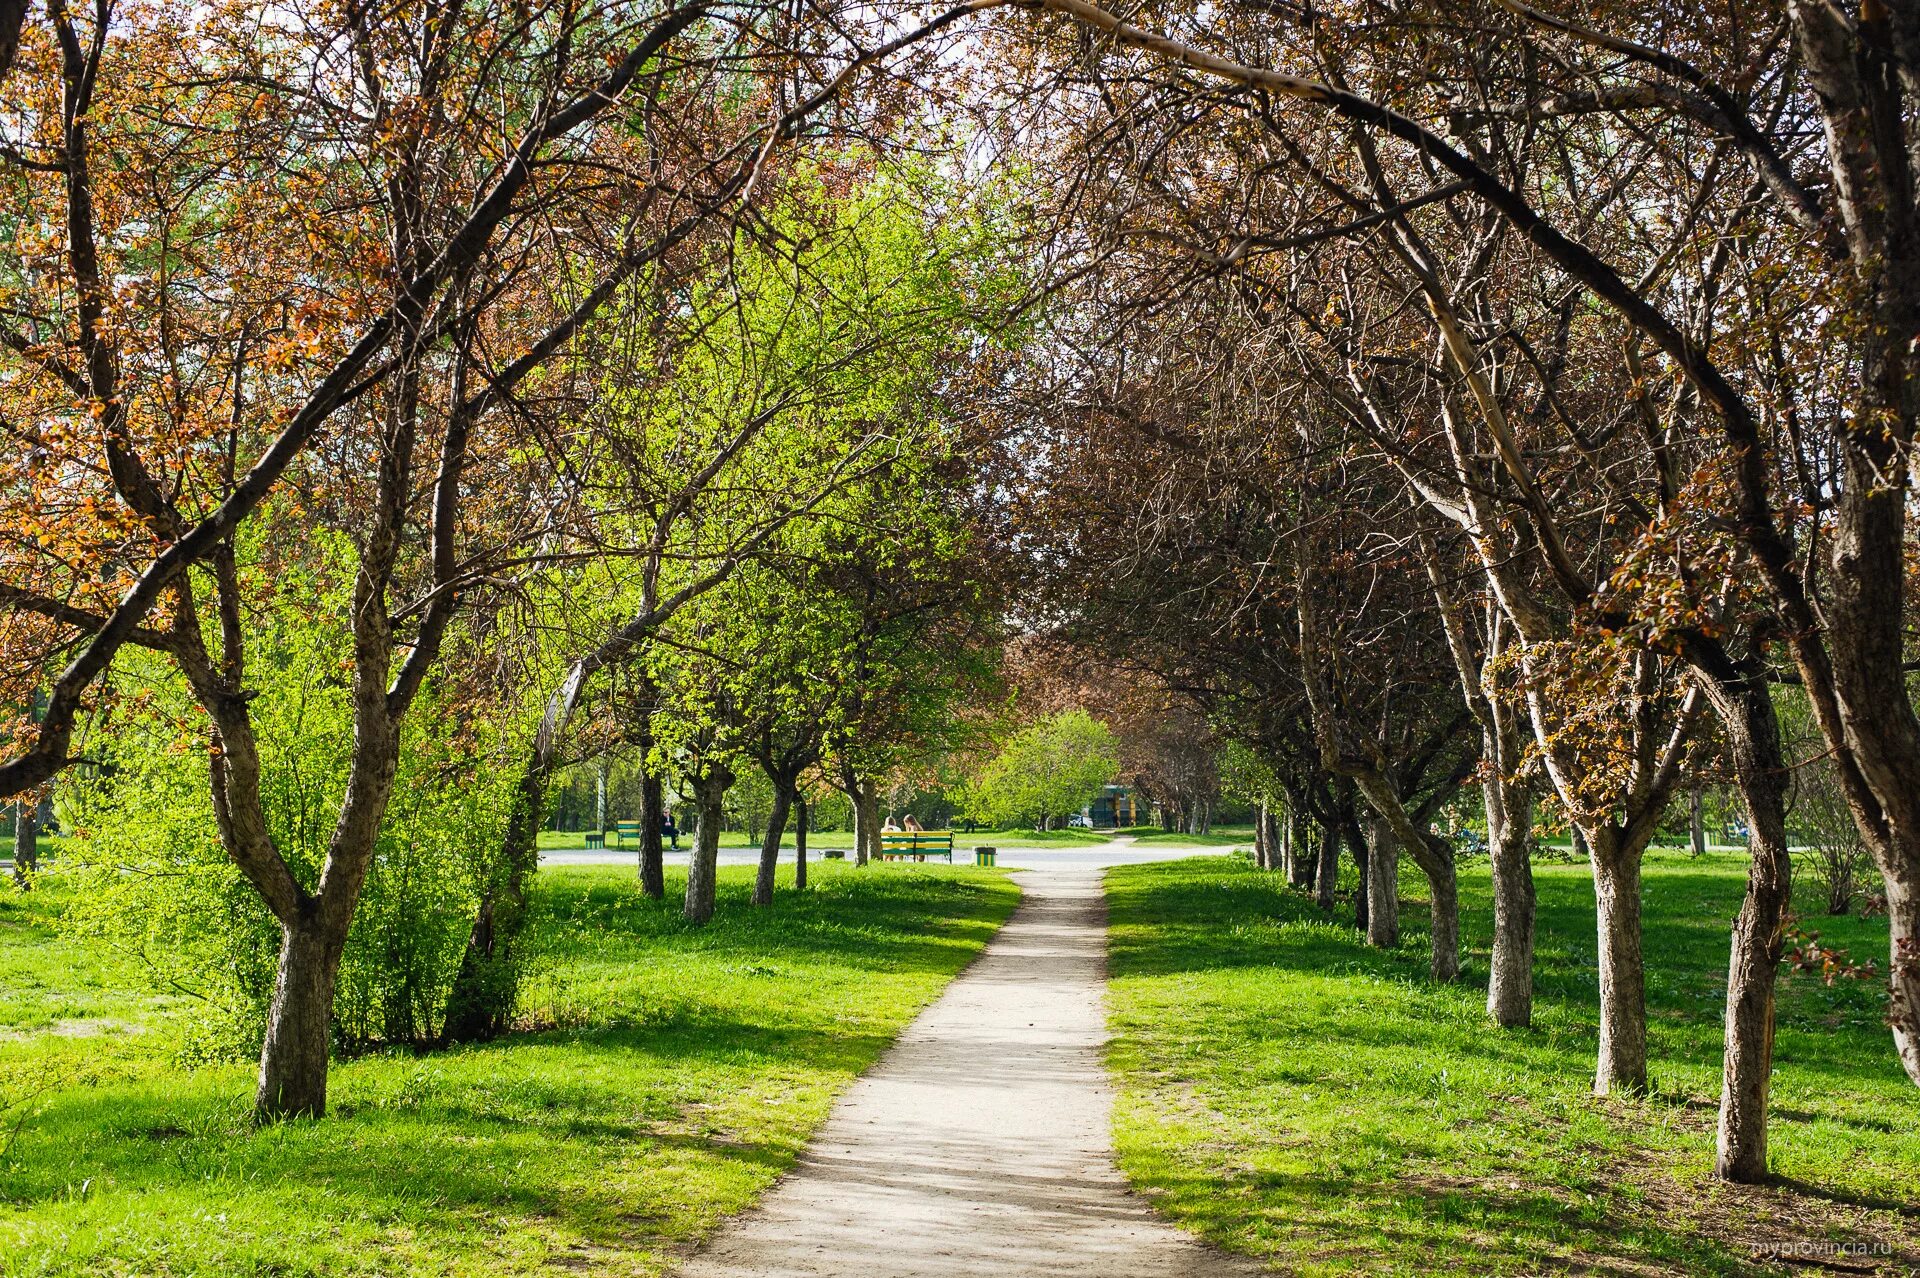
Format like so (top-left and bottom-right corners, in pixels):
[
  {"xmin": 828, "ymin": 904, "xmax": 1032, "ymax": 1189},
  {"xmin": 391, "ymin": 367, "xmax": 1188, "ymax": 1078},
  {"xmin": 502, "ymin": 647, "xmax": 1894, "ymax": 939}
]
[
  {"xmin": 614, "ymin": 820, "xmax": 642, "ymax": 848},
  {"xmin": 879, "ymin": 831, "xmax": 954, "ymax": 862}
]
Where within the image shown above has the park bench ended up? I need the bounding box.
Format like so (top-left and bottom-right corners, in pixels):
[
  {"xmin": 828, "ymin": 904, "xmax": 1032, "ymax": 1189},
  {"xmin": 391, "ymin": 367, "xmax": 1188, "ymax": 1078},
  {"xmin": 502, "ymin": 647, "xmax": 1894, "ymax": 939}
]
[
  {"xmin": 879, "ymin": 831, "xmax": 954, "ymax": 862},
  {"xmin": 614, "ymin": 820, "xmax": 642, "ymax": 849}
]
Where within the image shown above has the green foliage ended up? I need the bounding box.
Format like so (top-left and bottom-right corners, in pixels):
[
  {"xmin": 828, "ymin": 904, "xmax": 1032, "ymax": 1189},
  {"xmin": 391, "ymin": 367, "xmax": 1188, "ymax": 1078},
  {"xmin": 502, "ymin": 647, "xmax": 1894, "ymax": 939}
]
[
  {"xmin": 1216, "ymin": 739, "xmax": 1281, "ymax": 806},
  {"xmin": 1104, "ymin": 854, "xmax": 1918, "ymax": 1275},
  {"xmin": 0, "ymin": 863, "xmax": 1017, "ymax": 1276},
  {"xmin": 636, "ymin": 156, "xmax": 1013, "ymax": 794},
  {"xmin": 960, "ymin": 710, "xmax": 1119, "ymax": 830},
  {"xmin": 60, "ymin": 562, "xmax": 520, "ymax": 1058},
  {"xmin": 727, "ymin": 767, "xmax": 776, "ymax": 841}
]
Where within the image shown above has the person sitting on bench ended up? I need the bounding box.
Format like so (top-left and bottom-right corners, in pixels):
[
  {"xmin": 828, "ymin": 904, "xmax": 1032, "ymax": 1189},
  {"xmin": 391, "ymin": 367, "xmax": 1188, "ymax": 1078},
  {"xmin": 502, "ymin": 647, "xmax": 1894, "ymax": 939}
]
[
  {"xmin": 661, "ymin": 813, "xmax": 679, "ymax": 850},
  {"xmin": 902, "ymin": 813, "xmax": 924, "ymax": 832},
  {"xmin": 882, "ymin": 815, "xmax": 902, "ymax": 832}
]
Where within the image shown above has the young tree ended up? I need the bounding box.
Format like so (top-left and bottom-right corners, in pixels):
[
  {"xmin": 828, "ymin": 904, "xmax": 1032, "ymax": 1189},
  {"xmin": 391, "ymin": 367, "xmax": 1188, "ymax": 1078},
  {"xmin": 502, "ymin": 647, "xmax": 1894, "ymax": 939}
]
[{"xmin": 968, "ymin": 711, "xmax": 1119, "ymax": 831}]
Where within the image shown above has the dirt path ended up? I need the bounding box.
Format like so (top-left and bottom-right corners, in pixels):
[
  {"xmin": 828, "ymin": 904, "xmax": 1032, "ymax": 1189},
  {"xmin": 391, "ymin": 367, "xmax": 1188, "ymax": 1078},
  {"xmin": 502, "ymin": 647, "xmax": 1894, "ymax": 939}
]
[{"xmin": 673, "ymin": 861, "xmax": 1259, "ymax": 1278}]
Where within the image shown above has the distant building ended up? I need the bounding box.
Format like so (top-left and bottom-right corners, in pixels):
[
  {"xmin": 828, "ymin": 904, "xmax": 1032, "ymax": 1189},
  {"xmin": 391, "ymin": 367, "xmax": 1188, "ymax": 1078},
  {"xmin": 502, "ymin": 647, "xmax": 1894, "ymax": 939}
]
[{"xmin": 1085, "ymin": 784, "xmax": 1142, "ymax": 829}]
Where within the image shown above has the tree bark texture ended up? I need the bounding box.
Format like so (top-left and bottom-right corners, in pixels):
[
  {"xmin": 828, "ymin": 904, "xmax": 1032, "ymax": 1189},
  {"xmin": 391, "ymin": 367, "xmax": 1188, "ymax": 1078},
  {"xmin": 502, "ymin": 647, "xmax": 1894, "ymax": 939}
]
[
  {"xmin": 794, "ymin": 795, "xmax": 808, "ymax": 892},
  {"xmin": 1290, "ymin": 808, "xmax": 1315, "ymax": 889},
  {"xmin": 638, "ymin": 769, "xmax": 665, "ymax": 899},
  {"xmin": 684, "ymin": 762, "xmax": 734, "ymax": 924},
  {"xmin": 1350, "ymin": 823, "xmax": 1370, "ymax": 936},
  {"xmin": 1701, "ymin": 673, "xmax": 1793, "ymax": 1182},
  {"xmin": 1315, "ymin": 823, "xmax": 1339, "ymax": 909},
  {"xmin": 1366, "ymin": 817, "xmax": 1399, "ymax": 948},
  {"xmin": 754, "ymin": 784, "xmax": 793, "ymax": 907},
  {"xmin": 11, "ymin": 798, "xmax": 37, "ymax": 888},
  {"xmin": 1485, "ymin": 778, "xmax": 1536, "ymax": 1029},
  {"xmin": 255, "ymin": 916, "xmax": 346, "ymax": 1119},
  {"xmin": 1589, "ymin": 830, "xmax": 1649, "ymax": 1095}
]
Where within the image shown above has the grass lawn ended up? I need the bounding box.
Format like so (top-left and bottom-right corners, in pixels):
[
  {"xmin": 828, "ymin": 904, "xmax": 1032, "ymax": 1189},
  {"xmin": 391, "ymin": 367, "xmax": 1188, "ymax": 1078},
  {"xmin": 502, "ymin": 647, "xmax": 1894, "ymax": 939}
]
[
  {"xmin": 1115, "ymin": 824, "xmax": 1256, "ymax": 847},
  {"xmin": 0, "ymin": 861, "xmax": 1017, "ymax": 1276},
  {"xmin": 1104, "ymin": 852, "xmax": 1920, "ymax": 1277},
  {"xmin": 534, "ymin": 825, "xmax": 1121, "ymax": 852}
]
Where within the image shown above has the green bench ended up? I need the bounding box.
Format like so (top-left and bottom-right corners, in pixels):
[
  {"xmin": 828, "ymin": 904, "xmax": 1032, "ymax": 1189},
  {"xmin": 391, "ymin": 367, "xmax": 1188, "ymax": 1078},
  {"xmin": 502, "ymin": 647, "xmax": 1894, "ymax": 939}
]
[
  {"xmin": 613, "ymin": 820, "xmax": 642, "ymax": 848},
  {"xmin": 879, "ymin": 831, "xmax": 954, "ymax": 862}
]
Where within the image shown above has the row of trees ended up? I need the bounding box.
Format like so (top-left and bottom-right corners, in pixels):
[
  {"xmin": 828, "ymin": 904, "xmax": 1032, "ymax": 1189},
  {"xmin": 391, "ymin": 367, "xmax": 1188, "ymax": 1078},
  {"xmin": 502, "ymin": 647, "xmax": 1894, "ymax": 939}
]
[
  {"xmin": 8, "ymin": 0, "xmax": 1919, "ymax": 1192},
  {"xmin": 0, "ymin": 0, "xmax": 1019, "ymax": 1120},
  {"xmin": 986, "ymin": 0, "xmax": 1920, "ymax": 1185}
]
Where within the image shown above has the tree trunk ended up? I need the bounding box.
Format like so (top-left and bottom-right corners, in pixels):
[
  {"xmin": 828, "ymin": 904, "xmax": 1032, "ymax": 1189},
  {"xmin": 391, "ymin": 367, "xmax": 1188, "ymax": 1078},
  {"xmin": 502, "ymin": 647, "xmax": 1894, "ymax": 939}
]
[
  {"xmin": 1486, "ymin": 779, "xmax": 1536, "ymax": 1028},
  {"xmin": 1714, "ymin": 709, "xmax": 1791, "ymax": 1183},
  {"xmin": 1351, "ymin": 823, "xmax": 1370, "ymax": 934},
  {"xmin": 638, "ymin": 770, "xmax": 665, "ymax": 899},
  {"xmin": 857, "ymin": 787, "xmax": 880, "ymax": 866},
  {"xmin": 1290, "ymin": 809, "xmax": 1315, "ymax": 889},
  {"xmin": 1366, "ymin": 817, "xmax": 1399, "ymax": 948},
  {"xmin": 684, "ymin": 763, "xmax": 733, "ymax": 924},
  {"xmin": 1690, "ymin": 787, "xmax": 1707, "ymax": 857},
  {"xmin": 753, "ymin": 784, "xmax": 793, "ymax": 907},
  {"xmin": 594, "ymin": 756, "xmax": 608, "ymax": 835},
  {"xmin": 794, "ymin": 794, "xmax": 808, "ymax": 892},
  {"xmin": 1315, "ymin": 822, "xmax": 1339, "ymax": 909},
  {"xmin": 444, "ymin": 757, "xmax": 546, "ymax": 1041},
  {"xmin": 255, "ymin": 916, "xmax": 344, "ymax": 1120},
  {"xmin": 1254, "ymin": 801, "xmax": 1270, "ymax": 869},
  {"xmin": 1428, "ymin": 857, "xmax": 1460, "ymax": 982},
  {"xmin": 11, "ymin": 798, "xmax": 37, "ymax": 888},
  {"xmin": 1589, "ymin": 830, "xmax": 1649, "ymax": 1094},
  {"xmin": 844, "ymin": 766, "xmax": 877, "ymax": 867},
  {"xmin": 1889, "ymin": 873, "xmax": 1920, "ymax": 1085}
]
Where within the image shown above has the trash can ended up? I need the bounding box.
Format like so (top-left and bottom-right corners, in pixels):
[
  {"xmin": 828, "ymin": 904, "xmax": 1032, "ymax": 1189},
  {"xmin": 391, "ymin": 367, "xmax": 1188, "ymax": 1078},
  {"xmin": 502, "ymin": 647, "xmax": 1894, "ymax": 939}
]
[
  {"xmin": 975, "ymin": 846, "xmax": 997, "ymax": 866},
  {"xmin": 824, "ymin": 849, "xmax": 846, "ymax": 860}
]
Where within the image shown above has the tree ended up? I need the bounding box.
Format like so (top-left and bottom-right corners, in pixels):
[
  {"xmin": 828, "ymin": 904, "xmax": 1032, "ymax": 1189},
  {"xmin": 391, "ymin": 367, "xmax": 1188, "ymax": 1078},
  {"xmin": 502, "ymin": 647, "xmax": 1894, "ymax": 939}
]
[
  {"xmin": 1, "ymin": 0, "xmax": 998, "ymax": 1119},
  {"xmin": 967, "ymin": 711, "xmax": 1119, "ymax": 830}
]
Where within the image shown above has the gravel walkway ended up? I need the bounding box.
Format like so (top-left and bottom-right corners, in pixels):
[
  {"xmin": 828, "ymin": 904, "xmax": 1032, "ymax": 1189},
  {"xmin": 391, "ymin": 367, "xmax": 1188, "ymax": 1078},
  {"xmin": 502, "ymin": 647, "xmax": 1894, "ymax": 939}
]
[{"xmin": 673, "ymin": 860, "xmax": 1259, "ymax": 1278}]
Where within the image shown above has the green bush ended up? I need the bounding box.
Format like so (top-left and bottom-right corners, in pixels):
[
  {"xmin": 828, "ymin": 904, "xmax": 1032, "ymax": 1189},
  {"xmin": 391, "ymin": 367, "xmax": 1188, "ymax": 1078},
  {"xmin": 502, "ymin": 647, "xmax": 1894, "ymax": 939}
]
[{"xmin": 62, "ymin": 592, "xmax": 516, "ymax": 1060}]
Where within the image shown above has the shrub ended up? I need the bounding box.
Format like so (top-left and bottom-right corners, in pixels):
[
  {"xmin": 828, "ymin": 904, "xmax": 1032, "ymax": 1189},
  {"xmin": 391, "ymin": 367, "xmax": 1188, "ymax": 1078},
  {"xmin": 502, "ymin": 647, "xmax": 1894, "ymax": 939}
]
[{"xmin": 62, "ymin": 597, "xmax": 516, "ymax": 1059}]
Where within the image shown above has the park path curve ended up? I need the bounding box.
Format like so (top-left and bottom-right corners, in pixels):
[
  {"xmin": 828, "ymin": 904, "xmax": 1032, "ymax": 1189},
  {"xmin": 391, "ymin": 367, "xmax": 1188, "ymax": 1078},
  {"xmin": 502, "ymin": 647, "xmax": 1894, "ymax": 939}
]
[{"xmin": 672, "ymin": 859, "xmax": 1259, "ymax": 1278}]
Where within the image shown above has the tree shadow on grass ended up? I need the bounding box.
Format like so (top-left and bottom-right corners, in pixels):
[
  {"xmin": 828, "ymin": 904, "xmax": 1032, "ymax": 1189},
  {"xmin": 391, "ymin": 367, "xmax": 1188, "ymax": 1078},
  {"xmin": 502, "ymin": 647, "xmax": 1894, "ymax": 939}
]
[
  {"xmin": 530, "ymin": 864, "xmax": 1013, "ymax": 980},
  {"xmin": 1102, "ymin": 857, "xmax": 1920, "ymax": 1277},
  {"xmin": 0, "ymin": 863, "xmax": 1020, "ymax": 1273},
  {"xmin": 1134, "ymin": 1161, "xmax": 1799, "ymax": 1278}
]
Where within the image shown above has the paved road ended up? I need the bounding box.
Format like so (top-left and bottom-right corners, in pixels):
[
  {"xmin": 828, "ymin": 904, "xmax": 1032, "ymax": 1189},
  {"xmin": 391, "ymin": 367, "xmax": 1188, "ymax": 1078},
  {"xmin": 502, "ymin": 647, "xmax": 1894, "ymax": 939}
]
[{"xmin": 669, "ymin": 849, "xmax": 1259, "ymax": 1278}]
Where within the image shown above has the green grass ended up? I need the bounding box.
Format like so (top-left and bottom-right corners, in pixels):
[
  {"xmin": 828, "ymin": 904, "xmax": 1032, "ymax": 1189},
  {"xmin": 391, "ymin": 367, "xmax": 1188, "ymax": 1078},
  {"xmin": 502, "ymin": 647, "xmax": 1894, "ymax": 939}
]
[
  {"xmin": 1116, "ymin": 823, "xmax": 1255, "ymax": 847},
  {"xmin": 1103, "ymin": 852, "xmax": 1920, "ymax": 1277},
  {"xmin": 535, "ymin": 825, "xmax": 1120, "ymax": 851},
  {"xmin": 0, "ymin": 861, "xmax": 1018, "ymax": 1276}
]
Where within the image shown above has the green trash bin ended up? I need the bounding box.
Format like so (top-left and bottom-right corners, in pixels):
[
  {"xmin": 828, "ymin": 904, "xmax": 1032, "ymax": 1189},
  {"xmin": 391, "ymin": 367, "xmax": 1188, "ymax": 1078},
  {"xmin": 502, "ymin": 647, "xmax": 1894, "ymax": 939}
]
[{"xmin": 974, "ymin": 846, "xmax": 997, "ymax": 866}]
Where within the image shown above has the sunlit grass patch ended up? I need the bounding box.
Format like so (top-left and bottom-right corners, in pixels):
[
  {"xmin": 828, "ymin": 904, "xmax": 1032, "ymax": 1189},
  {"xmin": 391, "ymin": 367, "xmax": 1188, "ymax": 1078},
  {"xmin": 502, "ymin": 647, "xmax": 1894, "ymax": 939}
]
[
  {"xmin": 1104, "ymin": 853, "xmax": 1919, "ymax": 1276},
  {"xmin": 0, "ymin": 861, "xmax": 1017, "ymax": 1276}
]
